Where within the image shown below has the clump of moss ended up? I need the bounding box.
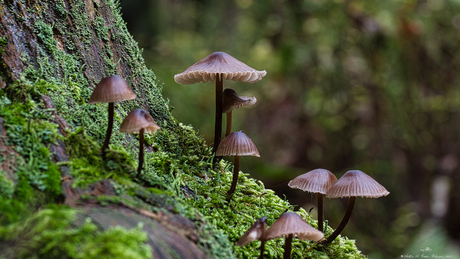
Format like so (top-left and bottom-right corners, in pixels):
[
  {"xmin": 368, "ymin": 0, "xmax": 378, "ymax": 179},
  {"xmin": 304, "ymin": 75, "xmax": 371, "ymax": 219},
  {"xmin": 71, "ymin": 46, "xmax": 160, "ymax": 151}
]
[
  {"xmin": 0, "ymin": 170, "xmax": 14, "ymax": 199},
  {"xmin": 62, "ymin": 127, "xmax": 137, "ymax": 188},
  {"xmin": 0, "ymin": 206, "xmax": 152, "ymax": 259}
]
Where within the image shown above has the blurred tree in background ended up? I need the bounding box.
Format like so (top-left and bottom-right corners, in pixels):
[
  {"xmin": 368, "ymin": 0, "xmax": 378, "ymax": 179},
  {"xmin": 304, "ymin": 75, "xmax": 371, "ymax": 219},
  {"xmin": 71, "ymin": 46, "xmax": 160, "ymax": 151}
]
[{"xmin": 120, "ymin": 0, "xmax": 460, "ymax": 257}]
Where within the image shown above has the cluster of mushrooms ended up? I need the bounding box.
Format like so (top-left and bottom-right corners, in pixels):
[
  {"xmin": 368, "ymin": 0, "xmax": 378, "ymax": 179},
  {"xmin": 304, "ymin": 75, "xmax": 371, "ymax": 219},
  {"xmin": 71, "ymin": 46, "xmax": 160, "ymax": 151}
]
[
  {"xmin": 237, "ymin": 169, "xmax": 389, "ymax": 258},
  {"xmin": 174, "ymin": 52, "xmax": 265, "ymax": 198},
  {"xmin": 88, "ymin": 52, "xmax": 390, "ymax": 258},
  {"xmin": 174, "ymin": 52, "xmax": 390, "ymax": 258},
  {"xmin": 88, "ymin": 75, "xmax": 160, "ymax": 176}
]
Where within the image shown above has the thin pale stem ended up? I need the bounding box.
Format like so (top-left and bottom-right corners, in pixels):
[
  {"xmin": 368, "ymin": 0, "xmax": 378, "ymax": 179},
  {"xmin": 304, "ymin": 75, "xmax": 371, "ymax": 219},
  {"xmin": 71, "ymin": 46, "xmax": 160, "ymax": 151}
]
[
  {"xmin": 137, "ymin": 128, "xmax": 144, "ymax": 176},
  {"xmin": 321, "ymin": 196, "xmax": 356, "ymax": 245},
  {"xmin": 317, "ymin": 193, "xmax": 324, "ymax": 232},
  {"xmin": 226, "ymin": 111, "xmax": 232, "ymax": 137},
  {"xmin": 227, "ymin": 156, "xmax": 240, "ymax": 197},
  {"xmin": 212, "ymin": 74, "xmax": 223, "ymax": 166},
  {"xmin": 283, "ymin": 234, "xmax": 293, "ymax": 259},
  {"xmin": 102, "ymin": 102, "xmax": 114, "ymax": 159}
]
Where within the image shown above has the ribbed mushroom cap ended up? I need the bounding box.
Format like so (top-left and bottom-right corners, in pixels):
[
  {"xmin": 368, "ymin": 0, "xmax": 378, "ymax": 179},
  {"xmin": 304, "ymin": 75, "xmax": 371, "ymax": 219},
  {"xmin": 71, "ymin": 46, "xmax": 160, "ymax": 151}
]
[
  {"xmin": 288, "ymin": 169, "xmax": 337, "ymax": 194},
  {"xmin": 222, "ymin": 88, "xmax": 257, "ymax": 113},
  {"xmin": 236, "ymin": 217, "xmax": 267, "ymax": 246},
  {"xmin": 88, "ymin": 75, "xmax": 136, "ymax": 104},
  {"xmin": 265, "ymin": 212, "xmax": 324, "ymax": 241},
  {"xmin": 216, "ymin": 131, "xmax": 260, "ymax": 157},
  {"xmin": 326, "ymin": 170, "xmax": 390, "ymax": 198},
  {"xmin": 119, "ymin": 109, "xmax": 160, "ymax": 134},
  {"xmin": 174, "ymin": 52, "xmax": 267, "ymax": 85}
]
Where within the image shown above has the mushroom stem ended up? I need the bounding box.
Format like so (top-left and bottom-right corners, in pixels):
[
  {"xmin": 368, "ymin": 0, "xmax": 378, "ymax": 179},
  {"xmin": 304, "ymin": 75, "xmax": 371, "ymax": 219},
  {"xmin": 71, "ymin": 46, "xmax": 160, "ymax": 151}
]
[
  {"xmin": 137, "ymin": 128, "xmax": 145, "ymax": 176},
  {"xmin": 227, "ymin": 155, "xmax": 240, "ymax": 196},
  {"xmin": 322, "ymin": 196, "xmax": 356, "ymax": 245},
  {"xmin": 317, "ymin": 193, "xmax": 324, "ymax": 232},
  {"xmin": 212, "ymin": 73, "xmax": 223, "ymax": 165},
  {"xmin": 283, "ymin": 234, "xmax": 293, "ymax": 259},
  {"xmin": 225, "ymin": 111, "xmax": 232, "ymax": 137},
  {"xmin": 259, "ymin": 240, "xmax": 266, "ymax": 259},
  {"xmin": 102, "ymin": 102, "xmax": 114, "ymax": 159}
]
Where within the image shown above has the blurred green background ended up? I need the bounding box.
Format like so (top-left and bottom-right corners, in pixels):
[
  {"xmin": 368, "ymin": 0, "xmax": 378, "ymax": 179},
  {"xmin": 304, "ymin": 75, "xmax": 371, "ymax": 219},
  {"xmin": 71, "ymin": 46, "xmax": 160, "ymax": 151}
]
[{"xmin": 119, "ymin": 0, "xmax": 460, "ymax": 257}]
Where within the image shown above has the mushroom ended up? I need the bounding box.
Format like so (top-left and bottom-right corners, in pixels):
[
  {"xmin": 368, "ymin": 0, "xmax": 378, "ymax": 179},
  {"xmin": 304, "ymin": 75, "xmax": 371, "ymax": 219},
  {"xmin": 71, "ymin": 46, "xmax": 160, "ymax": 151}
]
[
  {"xmin": 264, "ymin": 212, "xmax": 324, "ymax": 259},
  {"xmin": 215, "ymin": 130, "xmax": 260, "ymax": 197},
  {"xmin": 288, "ymin": 169, "xmax": 337, "ymax": 232},
  {"xmin": 236, "ymin": 217, "xmax": 268, "ymax": 259},
  {"xmin": 321, "ymin": 170, "xmax": 390, "ymax": 245},
  {"xmin": 120, "ymin": 109, "xmax": 160, "ymax": 176},
  {"xmin": 174, "ymin": 52, "xmax": 266, "ymax": 159},
  {"xmin": 222, "ymin": 88, "xmax": 256, "ymax": 137},
  {"xmin": 88, "ymin": 75, "xmax": 137, "ymax": 158}
]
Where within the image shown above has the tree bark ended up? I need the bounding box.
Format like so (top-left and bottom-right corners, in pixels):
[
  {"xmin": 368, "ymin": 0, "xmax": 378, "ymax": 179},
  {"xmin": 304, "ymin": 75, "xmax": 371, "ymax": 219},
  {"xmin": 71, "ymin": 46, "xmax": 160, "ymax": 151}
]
[{"xmin": 0, "ymin": 1, "xmax": 211, "ymax": 258}]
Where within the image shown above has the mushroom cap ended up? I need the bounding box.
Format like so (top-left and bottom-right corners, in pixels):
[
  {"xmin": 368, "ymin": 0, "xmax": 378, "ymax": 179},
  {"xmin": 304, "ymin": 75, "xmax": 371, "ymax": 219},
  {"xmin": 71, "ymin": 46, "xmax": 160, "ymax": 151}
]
[
  {"xmin": 236, "ymin": 217, "xmax": 267, "ymax": 246},
  {"xmin": 216, "ymin": 130, "xmax": 260, "ymax": 157},
  {"xmin": 88, "ymin": 75, "xmax": 137, "ymax": 104},
  {"xmin": 288, "ymin": 168, "xmax": 338, "ymax": 194},
  {"xmin": 326, "ymin": 170, "xmax": 390, "ymax": 198},
  {"xmin": 222, "ymin": 88, "xmax": 257, "ymax": 113},
  {"xmin": 119, "ymin": 109, "xmax": 160, "ymax": 134},
  {"xmin": 264, "ymin": 212, "xmax": 324, "ymax": 241},
  {"xmin": 174, "ymin": 52, "xmax": 267, "ymax": 85}
]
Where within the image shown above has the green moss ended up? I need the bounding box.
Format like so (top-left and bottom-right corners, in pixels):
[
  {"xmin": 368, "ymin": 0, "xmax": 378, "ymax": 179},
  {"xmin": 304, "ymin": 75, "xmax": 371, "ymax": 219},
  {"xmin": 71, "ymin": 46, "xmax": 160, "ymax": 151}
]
[
  {"xmin": 0, "ymin": 170, "xmax": 14, "ymax": 199},
  {"xmin": 0, "ymin": 206, "xmax": 152, "ymax": 259}
]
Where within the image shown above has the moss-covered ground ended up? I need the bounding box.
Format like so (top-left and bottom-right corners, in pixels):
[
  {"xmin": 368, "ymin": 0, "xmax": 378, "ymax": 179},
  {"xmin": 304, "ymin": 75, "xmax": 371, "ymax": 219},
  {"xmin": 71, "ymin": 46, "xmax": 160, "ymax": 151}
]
[{"xmin": 0, "ymin": 0, "xmax": 364, "ymax": 258}]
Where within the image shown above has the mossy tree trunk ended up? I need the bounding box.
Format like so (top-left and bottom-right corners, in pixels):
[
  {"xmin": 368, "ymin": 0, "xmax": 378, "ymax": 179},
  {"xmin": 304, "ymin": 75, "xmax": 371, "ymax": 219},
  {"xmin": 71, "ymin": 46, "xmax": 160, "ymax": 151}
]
[{"xmin": 0, "ymin": 0, "xmax": 224, "ymax": 258}]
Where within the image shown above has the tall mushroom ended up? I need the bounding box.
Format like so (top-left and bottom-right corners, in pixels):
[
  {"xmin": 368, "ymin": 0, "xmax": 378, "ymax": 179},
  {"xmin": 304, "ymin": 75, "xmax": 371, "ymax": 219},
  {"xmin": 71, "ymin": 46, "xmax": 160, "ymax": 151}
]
[
  {"xmin": 174, "ymin": 52, "xmax": 266, "ymax": 161},
  {"xmin": 222, "ymin": 88, "xmax": 256, "ymax": 137},
  {"xmin": 120, "ymin": 109, "xmax": 160, "ymax": 176},
  {"xmin": 288, "ymin": 169, "xmax": 337, "ymax": 232},
  {"xmin": 215, "ymin": 130, "xmax": 260, "ymax": 197},
  {"xmin": 264, "ymin": 212, "xmax": 324, "ymax": 259},
  {"xmin": 236, "ymin": 217, "xmax": 268, "ymax": 259},
  {"xmin": 88, "ymin": 75, "xmax": 137, "ymax": 158},
  {"xmin": 321, "ymin": 170, "xmax": 390, "ymax": 245}
]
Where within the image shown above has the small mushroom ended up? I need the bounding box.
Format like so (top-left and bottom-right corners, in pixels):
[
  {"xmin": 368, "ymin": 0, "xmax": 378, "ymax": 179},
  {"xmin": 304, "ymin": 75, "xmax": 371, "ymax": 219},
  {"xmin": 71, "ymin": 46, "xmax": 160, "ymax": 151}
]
[
  {"xmin": 120, "ymin": 109, "xmax": 160, "ymax": 176},
  {"xmin": 264, "ymin": 212, "xmax": 324, "ymax": 259},
  {"xmin": 215, "ymin": 130, "xmax": 260, "ymax": 197},
  {"xmin": 88, "ymin": 75, "xmax": 136, "ymax": 158},
  {"xmin": 222, "ymin": 88, "xmax": 256, "ymax": 137},
  {"xmin": 174, "ymin": 52, "xmax": 266, "ymax": 160},
  {"xmin": 321, "ymin": 170, "xmax": 390, "ymax": 245},
  {"xmin": 288, "ymin": 169, "xmax": 337, "ymax": 232},
  {"xmin": 236, "ymin": 217, "xmax": 268, "ymax": 259}
]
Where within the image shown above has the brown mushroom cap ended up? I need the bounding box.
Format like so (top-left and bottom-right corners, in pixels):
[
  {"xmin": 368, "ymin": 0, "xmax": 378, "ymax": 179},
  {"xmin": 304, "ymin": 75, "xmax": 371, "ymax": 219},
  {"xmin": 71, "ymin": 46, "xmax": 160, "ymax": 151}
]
[
  {"xmin": 236, "ymin": 217, "xmax": 267, "ymax": 246},
  {"xmin": 222, "ymin": 88, "xmax": 257, "ymax": 113},
  {"xmin": 88, "ymin": 75, "xmax": 136, "ymax": 104},
  {"xmin": 326, "ymin": 170, "xmax": 390, "ymax": 198},
  {"xmin": 265, "ymin": 212, "xmax": 324, "ymax": 241},
  {"xmin": 119, "ymin": 109, "xmax": 160, "ymax": 134},
  {"xmin": 215, "ymin": 130, "xmax": 260, "ymax": 157},
  {"xmin": 174, "ymin": 52, "xmax": 267, "ymax": 85},
  {"xmin": 288, "ymin": 169, "xmax": 338, "ymax": 194}
]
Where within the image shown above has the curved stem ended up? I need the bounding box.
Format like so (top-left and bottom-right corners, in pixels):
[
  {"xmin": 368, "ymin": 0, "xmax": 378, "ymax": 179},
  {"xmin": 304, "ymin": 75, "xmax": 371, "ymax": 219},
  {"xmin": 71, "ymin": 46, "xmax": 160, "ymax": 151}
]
[
  {"xmin": 321, "ymin": 196, "xmax": 356, "ymax": 245},
  {"xmin": 317, "ymin": 193, "xmax": 324, "ymax": 232},
  {"xmin": 227, "ymin": 155, "xmax": 240, "ymax": 197},
  {"xmin": 212, "ymin": 74, "xmax": 223, "ymax": 166},
  {"xmin": 137, "ymin": 128, "xmax": 144, "ymax": 177},
  {"xmin": 102, "ymin": 102, "xmax": 114, "ymax": 159},
  {"xmin": 283, "ymin": 234, "xmax": 293, "ymax": 259},
  {"xmin": 226, "ymin": 111, "xmax": 232, "ymax": 137}
]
